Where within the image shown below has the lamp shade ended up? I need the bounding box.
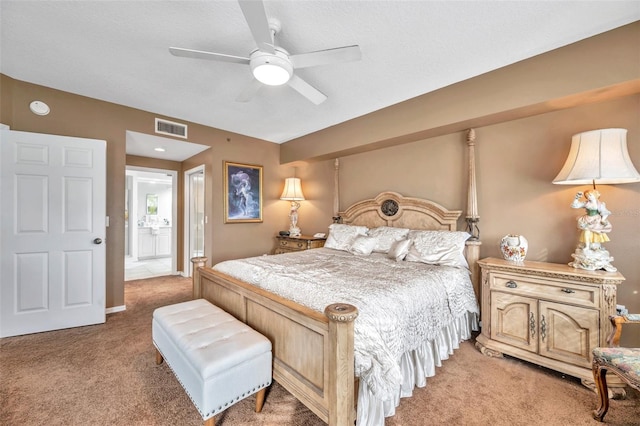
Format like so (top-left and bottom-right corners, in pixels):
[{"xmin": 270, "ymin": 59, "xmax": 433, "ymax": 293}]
[
  {"xmin": 280, "ymin": 177, "xmax": 305, "ymax": 201},
  {"xmin": 553, "ymin": 128, "xmax": 640, "ymax": 185}
]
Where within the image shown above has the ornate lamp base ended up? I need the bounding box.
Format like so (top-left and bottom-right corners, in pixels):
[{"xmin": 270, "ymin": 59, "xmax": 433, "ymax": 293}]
[
  {"xmin": 569, "ymin": 244, "xmax": 616, "ymax": 272},
  {"xmin": 287, "ymin": 200, "xmax": 302, "ymax": 237}
]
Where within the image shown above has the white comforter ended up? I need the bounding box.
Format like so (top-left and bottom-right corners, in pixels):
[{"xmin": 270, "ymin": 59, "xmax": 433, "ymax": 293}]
[{"xmin": 213, "ymin": 247, "xmax": 479, "ymax": 403}]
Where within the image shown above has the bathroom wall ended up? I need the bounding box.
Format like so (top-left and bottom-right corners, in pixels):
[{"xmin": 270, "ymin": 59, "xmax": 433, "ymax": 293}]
[{"xmin": 137, "ymin": 182, "xmax": 172, "ymax": 225}]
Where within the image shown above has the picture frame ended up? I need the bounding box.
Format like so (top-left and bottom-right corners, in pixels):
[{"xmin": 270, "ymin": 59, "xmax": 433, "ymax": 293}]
[
  {"xmin": 223, "ymin": 161, "xmax": 263, "ymax": 223},
  {"xmin": 146, "ymin": 194, "xmax": 158, "ymax": 215}
]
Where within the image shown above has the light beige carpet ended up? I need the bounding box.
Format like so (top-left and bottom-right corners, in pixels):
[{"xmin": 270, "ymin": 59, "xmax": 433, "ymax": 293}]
[{"xmin": 1, "ymin": 275, "xmax": 638, "ymax": 425}]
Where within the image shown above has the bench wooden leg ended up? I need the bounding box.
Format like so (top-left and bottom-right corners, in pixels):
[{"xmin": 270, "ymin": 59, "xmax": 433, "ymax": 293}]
[
  {"xmin": 592, "ymin": 364, "xmax": 610, "ymax": 422},
  {"xmin": 155, "ymin": 348, "xmax": 164, "ymax": 365},
  {"xmin": 255, "ymin": 387, "xmax": 267, "ymax": 413},
  {"xmin": 203, "ymin": 417, "xmax": 215, "ymax": 426}
]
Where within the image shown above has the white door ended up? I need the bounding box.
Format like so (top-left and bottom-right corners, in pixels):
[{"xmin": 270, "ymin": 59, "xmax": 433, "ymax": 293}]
[
  {"xmin": 184, "ymin": 165, "xmax": 205, "ymax": 277},
  {"xmin": 0, "ymin": 130, "xmax": 106, "ymax": 338}
]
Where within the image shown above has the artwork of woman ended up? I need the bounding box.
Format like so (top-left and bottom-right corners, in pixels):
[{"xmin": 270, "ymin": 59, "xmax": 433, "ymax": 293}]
[
  {"xmin": 231, "ymin": 170, "xmax": 253, "ymax": 217},
  {"xmin": 571, "ymin": 189, "xmax": 612, "ymax": 250}
]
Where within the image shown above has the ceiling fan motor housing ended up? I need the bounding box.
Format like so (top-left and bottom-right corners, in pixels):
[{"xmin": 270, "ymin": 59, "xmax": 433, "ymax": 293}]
[{"xmin": 250, "ymin": 48, "xmax": 293, "ymax": 85}]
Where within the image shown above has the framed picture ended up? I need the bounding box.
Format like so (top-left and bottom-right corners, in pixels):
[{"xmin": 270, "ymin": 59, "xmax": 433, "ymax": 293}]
[
  {"xmin": 146, "ymin": 194, "xmax": 158, "ymax": 215},
  {"xmin": 223, "ymin": 161, "xmax": 263, "ymax": 223}
]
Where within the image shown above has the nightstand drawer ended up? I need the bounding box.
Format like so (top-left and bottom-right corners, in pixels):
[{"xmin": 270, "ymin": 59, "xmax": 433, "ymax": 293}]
[
  {"xmin": 279, "ymin": 239, "xmax": 307, "ymax": 250},
  {"xmin": 490, "ymin": 274, "xmax": 599, "ymax": 309},
  {"xmin": 273, "ymin": 235, "xmax": 326, "ymax": 254}
]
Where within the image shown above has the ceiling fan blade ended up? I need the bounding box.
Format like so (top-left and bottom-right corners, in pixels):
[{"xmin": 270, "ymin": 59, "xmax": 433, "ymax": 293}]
[
  {"xmin": 287, "ymin": 75, "xmax": 327, "ymax": 105},
  {"xmin": 238, "ymin": 0, "xmax": 275, "ymax": 53},
  {"xmin": 290, "ymin": 45, "xmax": 361, "ymax": 69},
  {"xmin": 236, "ymin": 78, "xmax": 263, "ymax": 103},
  {"xmin": 169, "ymin": 47, "xmax": 250, "ymax": 65}
]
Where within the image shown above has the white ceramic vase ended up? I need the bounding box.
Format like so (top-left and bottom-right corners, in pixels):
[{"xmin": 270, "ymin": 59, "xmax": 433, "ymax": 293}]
[{"xmin": 500, "ymin": 234, "xmax": 528, "ymax": 262}]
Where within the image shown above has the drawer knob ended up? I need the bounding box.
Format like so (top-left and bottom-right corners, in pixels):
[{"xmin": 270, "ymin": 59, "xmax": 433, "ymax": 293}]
[
  {"xmin": 281, "ymin": 241, "xmax": 288, "ymax": 246},
  {"xmin": 561, "ymin": 288, "xmax": 575, "ymax": 294},
  {"xmin": 505, "ymin": 280, "xmax": 518, "ymax": 288}
]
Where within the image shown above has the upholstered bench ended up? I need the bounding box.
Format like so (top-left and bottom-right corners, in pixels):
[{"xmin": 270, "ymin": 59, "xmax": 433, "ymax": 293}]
[{"xmin": 152, "ymin": 299, "xmax": 272, "ymax": 426}]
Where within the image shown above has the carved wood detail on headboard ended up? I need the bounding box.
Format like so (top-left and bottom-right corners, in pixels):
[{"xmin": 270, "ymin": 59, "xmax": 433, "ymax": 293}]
[{"xmin": 340, "ymin": 191, "xmax": 462, "ymax": 231}]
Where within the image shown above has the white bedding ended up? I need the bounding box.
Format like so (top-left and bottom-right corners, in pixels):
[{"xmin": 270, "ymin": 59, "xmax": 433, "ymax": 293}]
[{"xmin": 213, "ymin": 247, "xmax": 479, "ymax": 415}]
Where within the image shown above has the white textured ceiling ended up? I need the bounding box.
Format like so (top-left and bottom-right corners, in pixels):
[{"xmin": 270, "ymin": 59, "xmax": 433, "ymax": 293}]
[{"xmin": 2, "ymin": 1, "xmax": 639, "ymax": 149}]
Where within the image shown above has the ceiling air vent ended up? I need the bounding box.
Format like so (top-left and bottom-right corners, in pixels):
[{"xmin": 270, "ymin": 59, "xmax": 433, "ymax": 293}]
[{"xmin": 155, "ymin": 118, "xmax": 187, "ymax": 139}]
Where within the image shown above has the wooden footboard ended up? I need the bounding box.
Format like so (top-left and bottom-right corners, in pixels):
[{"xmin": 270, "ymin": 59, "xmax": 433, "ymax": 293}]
[{"xmin": 193, "ymin": 265, "xmax": 358, "ymax": 426}]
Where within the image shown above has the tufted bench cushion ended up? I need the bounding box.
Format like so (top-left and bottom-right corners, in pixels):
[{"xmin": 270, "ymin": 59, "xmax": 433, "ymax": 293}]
[{"xmin": 153, "ymin": 299, "xmax": 272, "ymax": 425}]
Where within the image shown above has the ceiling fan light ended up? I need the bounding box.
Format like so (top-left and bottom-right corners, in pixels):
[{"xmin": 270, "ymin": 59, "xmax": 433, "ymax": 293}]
[
  {"xmin": 250, "ymin": 50, "xmax": 293, "ymax": 86},
  {"xmin": 253, "ymin": 64, "xmax": 290, "ymax": 85}
]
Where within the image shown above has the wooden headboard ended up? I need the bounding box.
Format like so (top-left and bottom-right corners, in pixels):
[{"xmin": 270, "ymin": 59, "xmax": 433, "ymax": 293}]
[{"xmin": 340, "ymin": 191, "xmax": 461, "ymax": 230}]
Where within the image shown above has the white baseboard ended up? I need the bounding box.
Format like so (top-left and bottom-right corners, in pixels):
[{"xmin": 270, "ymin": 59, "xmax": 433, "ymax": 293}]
[{"xmin": 106, "ymin": 305, "xmax": 126, "ymax": 314}]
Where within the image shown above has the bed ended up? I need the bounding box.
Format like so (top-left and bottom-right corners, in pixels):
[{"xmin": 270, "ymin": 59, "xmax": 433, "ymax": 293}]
[{"xmin": 192, "ymin": 131, "xmax": 482, "ymax": 426}]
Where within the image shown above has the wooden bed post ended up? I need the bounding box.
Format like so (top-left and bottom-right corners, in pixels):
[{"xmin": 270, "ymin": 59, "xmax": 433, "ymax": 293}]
[
  {"xmin": 191, "ymin": 256, "xmax": 207, "ymax": 299},
  {"xmin": 465, "ymin": 128, "xmax": 480, "ymax": 240},
  {"xmin": 325, "ymin": 303, "xmax": 358, "ymax": 426},
  {"xmin": 333, "ymin": 158, "xmax": 341, "ymax": 223},
  {"xmin": 465, "ymin": 129, "xmax": 482, "ymax": 302}
]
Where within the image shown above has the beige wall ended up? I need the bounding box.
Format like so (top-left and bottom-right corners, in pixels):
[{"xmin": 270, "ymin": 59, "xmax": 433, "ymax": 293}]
[
  {"xmin": 334, "ymin": 95, "xmax": 639, "ymax": 346},
  {"xmin": 179, "ymin": 137, "xmax": 335, "ymax": 266},
  {"xmin": 0, "ymin": 75, "xmax": 301, "ymax": 308}
]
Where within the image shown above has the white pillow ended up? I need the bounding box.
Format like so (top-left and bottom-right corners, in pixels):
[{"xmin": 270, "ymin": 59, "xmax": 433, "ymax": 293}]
[
  {"xmin": 348, "ymin": 235, "xmax": 377, "ymax": 256},
  {"xmin": 367, "ymin": 226, "xmax": 410, "ymax": 253},
  {"xmin": 324, "ymin": 224, "xmax": 369, "ymax": 251},
  {"xmin": 405, "ymin": 230, "xmax": 470, "ymax": 268},
  {"xmin": 386, "ymin": 238, "xmax": 412, "ymax": 262}
]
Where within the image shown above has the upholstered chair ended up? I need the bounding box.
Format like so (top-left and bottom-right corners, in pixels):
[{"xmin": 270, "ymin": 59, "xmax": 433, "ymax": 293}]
[{"xmin": 591, "ymin": 314, "xmax": 640, "ymax": 421}]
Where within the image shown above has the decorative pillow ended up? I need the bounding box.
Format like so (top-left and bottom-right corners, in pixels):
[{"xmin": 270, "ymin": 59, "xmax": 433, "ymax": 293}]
[
  {"xmin": 348, "ymin": 235, "xmax": 378, "ymax": 256},
  {"xmin": 367, "ymin": 226, "xmax": 410, "ymax": 253},
  {"xmin": 324, "ymin": 224, "xmax": 369, "ymax": 251},
  {"xmin": 386, "ymin": 238, "xmax": 412, "ymax": 262},
  {"xmin": 405, "ymin": 230, "xmax": 471, "ymax": 268}
]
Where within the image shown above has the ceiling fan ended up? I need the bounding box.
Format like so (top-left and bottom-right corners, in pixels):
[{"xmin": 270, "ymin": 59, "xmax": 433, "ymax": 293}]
[{"xmin": 169, "ymin": 0, "xmax": 361, "ymax": 105}]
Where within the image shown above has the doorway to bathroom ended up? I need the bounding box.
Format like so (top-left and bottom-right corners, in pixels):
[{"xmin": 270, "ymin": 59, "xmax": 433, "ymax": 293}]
[
  {"xmin": 184, "ymin": 165, "xmax": 205, "ymax": 278},
  {"xmin": 125, "ymin": 166, "xmax": 178, "ymax": 280}
]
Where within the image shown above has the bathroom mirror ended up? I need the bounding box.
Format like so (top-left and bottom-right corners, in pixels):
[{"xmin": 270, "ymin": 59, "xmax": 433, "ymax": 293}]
[{"xmin": 146, "ymin": 194, "xmax": 158, "ymax": 215}]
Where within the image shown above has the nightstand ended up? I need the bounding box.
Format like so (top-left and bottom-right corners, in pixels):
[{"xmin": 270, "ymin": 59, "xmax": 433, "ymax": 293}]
[
  {"xmin": 274, "ymin": 235, "xmax": 326, "ymax": 254},
  {"xmin": 475, "ymin": 257, "xmax": 626, "ymax": 392}
]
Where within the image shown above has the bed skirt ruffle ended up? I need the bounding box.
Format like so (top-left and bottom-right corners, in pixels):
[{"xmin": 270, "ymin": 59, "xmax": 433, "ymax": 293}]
[{"xmin": 356, "ymin": 311, "xmax": 479, "ymax": 426}]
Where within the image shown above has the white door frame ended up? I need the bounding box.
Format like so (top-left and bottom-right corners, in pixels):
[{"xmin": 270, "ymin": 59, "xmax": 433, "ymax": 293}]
[
  {"xmin": 183, "ymin": 165, "xmax": 205, "ymax": 278},
  {"xmin": 125, "ymin": 166, "xmax": 178, "ymax": 274}
]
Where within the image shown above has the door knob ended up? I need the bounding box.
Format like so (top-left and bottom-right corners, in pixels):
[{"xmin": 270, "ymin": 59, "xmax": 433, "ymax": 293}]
[{"xmin": 93, "ymin": 238, "xmax": 103, "ymax": 245}]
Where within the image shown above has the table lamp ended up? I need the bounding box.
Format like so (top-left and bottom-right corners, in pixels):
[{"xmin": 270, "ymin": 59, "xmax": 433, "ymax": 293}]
[
  {"xmin": 280, "ymin": 177, "xmax": 305, "ymax": 237},
  {"xmin": 553, "ymin": 128, "xmax": 640, "ymax": 271}
]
